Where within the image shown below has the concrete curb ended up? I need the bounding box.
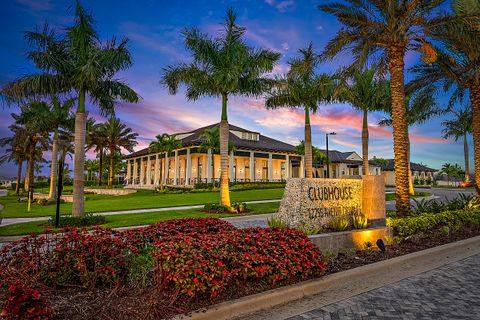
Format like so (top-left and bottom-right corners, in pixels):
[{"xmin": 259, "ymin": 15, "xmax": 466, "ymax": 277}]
[{"xmin": 174, "ymin": 235, "xmax": 480, "ymax": 320}]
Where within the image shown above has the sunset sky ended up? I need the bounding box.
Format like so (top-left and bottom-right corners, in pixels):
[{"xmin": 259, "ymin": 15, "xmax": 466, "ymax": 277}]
[{"xmin": 0, "ymin": 0, "xmax": 470, "ymax": 177}]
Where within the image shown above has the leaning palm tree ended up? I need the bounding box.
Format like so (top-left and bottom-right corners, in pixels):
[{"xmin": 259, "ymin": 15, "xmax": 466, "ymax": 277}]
[
  {"xmin": 336, "ymin": 66, "xmax": 390, "ymax": 175},
  {"xmin": 379, "ymin": 89, "xmax": 443, "ymax": 194},
  {"xmin": 2, "ymin": 1, "xmax": 140, "ymax": 216},
  {"xmin": 319, "ymin": 0, "xmax": 460, "ymax": 216},
  {"xmin": 149, "ymin": 133, "xmax": 182, "ymax": 187},
  {"xmin": 161, "ymin": 8, "xmax": 280, "ymax": 207},
  {"xmin": 442, "ymin": 107, "xmax": 472, "ymax": 183},
  {"xmin": 266, "ymin": 43, "xmax": 335, "ymax": 179},
  {"xmin": 102, "ymin": 118, "xmax": 138, "ymax": 187}
]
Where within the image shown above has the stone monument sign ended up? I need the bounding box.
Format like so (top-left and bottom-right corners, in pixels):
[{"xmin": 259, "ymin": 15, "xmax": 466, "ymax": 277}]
[{"xmin": 274, "ymin": 176, "xmax": 385, "ymax": 228}]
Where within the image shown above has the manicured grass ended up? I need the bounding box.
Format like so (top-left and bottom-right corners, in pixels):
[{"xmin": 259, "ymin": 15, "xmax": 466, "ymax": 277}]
[
  {"xmin": 385, "ymin": 191, "xmax": 432, "ymax": 202},
  {"xmin": 0, "ymin": 188, "xmax": 284, "ymax": 218},
  {"xmin": 0, "ymin": 202, "xmax": 280, "ymax": 237}
]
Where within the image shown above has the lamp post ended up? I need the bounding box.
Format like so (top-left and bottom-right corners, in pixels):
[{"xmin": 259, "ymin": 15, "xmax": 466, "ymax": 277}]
[{"xmin": 326, "ymin": 132, "xmax": 336, "ymax": 178}]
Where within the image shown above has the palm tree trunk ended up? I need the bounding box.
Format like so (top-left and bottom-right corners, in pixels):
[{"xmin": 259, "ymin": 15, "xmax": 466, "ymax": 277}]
[
  {"xmin": 99, "ymin": 150, "xmax": 103, "ymax": 186},
  {"xmin": 109, "ymin": 149, "xmax": 114, "ymax": 187},
  {"xmin": 407, "ymin": 135, "xmax": 414, "ymax": 195},
  {"xmin": 464, "ymin": 132, "xmax": 470, "ymax": 183},
  {"xmin": 305, "ymin": 106, "xmax": 313, "ymax": 179},
  {"xmin": 219, "ymin": 94, "xmax": 231, "ymax": 207},
  {"xmin": 24, "ymin": 160, "xmax": 29, "ymax": 192},
  {"xmin": 16, "ymin": 161, "xmax": 22, "ymax": 195},
  {"xmin": 362, "ymin": 109, "xmax": 369, "ymax": 176},
  {"xmin": 388, "ymin": 47, "xmax": 410, "ymax": 216},
  {"xmin": 72, "ymin": 89, "xmax": 86, "ymax": 216},
  {"xmin": 48, "ymin": 129, "xmax": 59, "ymax": 200},
  {"xmin": 470, "ymin": 85, "xmax": 480, "ymax": 195}
]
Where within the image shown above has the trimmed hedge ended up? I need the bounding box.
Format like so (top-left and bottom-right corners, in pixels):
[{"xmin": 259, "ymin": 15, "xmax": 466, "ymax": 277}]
[{"xmin": 387, "ymin": 210, "xmax": 480, "ymax": 238}]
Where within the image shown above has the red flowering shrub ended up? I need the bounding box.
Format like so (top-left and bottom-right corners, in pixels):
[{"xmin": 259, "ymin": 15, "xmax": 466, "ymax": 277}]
[
  {"xmin": 124, "ymin": 218, "xmax": 236, "ymax": 249},
  {"xmin": 152, "ymin": 227, "xmax": 326, "ymax": 298},
  {"xmin": 0, "ymin": 284, "xmax": 50, "ymax": 320}
]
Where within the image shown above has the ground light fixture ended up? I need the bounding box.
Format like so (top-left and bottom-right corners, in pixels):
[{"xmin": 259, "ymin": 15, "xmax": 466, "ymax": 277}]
[
  {"xmin": 326, "ymin": 132, "xmax": 337, "ymax": 178},
  {"xmin": 376, "ymin": 239, "xmax": 386, "ymax": 252}
]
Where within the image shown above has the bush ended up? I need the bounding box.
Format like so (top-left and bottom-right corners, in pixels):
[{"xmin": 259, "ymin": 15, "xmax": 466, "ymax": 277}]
[
  {"xmin": 352, "ymin": 214, "xmax": 368, "ymax": 229},
  {"xmin": 267, "ymin": 217, "xmax": 287, "ymax": 228},
  {"xmin": 328, "ymin": 216, "xmax": 350, "ymax": 231},
  {"xmin": 0, "ymin": 284, "xmax": 50, "ymax": 320},
  {"xmin": 413, "ymin": 194, "xmax": 479, "ymax": 214},
  {"xmin": 203, "ymin": 202, "xmax": 248, "ymax": 214},
  {"xmin": 387, "ymin": 209, "xmax": 480, "ymax": 238},
  {"xmin": 152, "ymin": 227, "xmax": 326, "ymax": 297},
  {"xmin": 47, "ymin": 213, "xmax": 106, "ymax": 227}
]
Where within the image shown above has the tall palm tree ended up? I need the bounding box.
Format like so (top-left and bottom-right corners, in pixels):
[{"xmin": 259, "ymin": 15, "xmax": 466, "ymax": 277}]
[
  {"xmin": 149, "ymin": 133, "xmax": 182, "ymax": 187},
  {"xmin": 319, "ymin": 1, "xmax": 459, "ymax": 216},
  {"xmin": 102, "ymin": 118, "xmax": 138, "ymax": 187},
  {"xmin": 161, "ymin": 8, "xmax": 280, "ymax": 207},
  {"xmin": 86, "ymin": 119, "xmax": 108, "ymax": 186},
  {"xmin": 379, "ymin": 89, "xmax": 442, "ymax": 194},
  {"xmin": 266, "ymin": 43, "xmax": 335, "ymax": 179},
  {"xmin": 2, "ymin": 1, "xmax": 140, "ymax": 216},
  {"xmin": 336, "ymin": 66, "xmax": 390, "ymax": 175},
  {"xmin": 0, "ymin": 127, "xmax": 29, "ymax": 195},
  {"xmin": 37, "ymin": 96, "xmax": 76, "ymax": 200},
  {"xmin": 410, "ymin": 1, "xmax": 480, "ymax": 195},
  {"xmin": 295, "ymin": 140, "xmax": 328, "ymax": 177},
  {"xmin": 199, "ymin": 128, "xmax": 220, "ymax": 182},
  {"xmin": 442, "ymin": 107, "xmax": 472, "ymax": 183}
]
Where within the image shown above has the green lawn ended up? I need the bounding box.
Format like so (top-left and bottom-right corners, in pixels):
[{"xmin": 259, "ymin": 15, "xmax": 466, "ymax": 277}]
[
  {"xmin": 0, "ymin": 202, "xmax": 280, "ymax": 237},
  {"xmin": 385, "ymin": 191, "xmax": 432, "ymax": 201},
  {"xmin": 0, "ymin": 188, "xmax": 284, "ymax": 218}
]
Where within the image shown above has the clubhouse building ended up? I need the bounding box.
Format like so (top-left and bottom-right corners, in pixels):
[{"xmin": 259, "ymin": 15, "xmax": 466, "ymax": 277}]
[{"xmin": 123, "ymin": 123, "xmax": 383, "ymax": 188}]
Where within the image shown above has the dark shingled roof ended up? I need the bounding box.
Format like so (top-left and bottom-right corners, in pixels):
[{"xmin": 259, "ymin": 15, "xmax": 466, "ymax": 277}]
[
  {"xmin": 124, "ymin": 123, "xmax": 299, "ymax": 159},
  {"xmin": 376, "ymin": 159, "xmax": 437, "ymax": 172}
]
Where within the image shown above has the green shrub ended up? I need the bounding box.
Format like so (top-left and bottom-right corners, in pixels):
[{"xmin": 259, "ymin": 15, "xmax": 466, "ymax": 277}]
[
  {"xmin": 328, "ymin": 216, "xmax": 350, "ymax": 231},
  {"xmin": 297, "ymin": 223, "xmax": 322, "ymax": 235},
  {"xmin": 414, "ymin": 177, "xmax": 419, "ymax": 185},
  {"xmin": 387, "ymin": 209, "xmax": 480, "ymax": 238},
  {"xmin": 48, "ymin": 213, "xmax": 106, "ymax": 227},
  {"xmin": 352, "ymin": 214, "xmax": 368, "ymax": 229},
  {"xmin": 426, "ymin": 176, "xmax": 432, "ymax": 185}
]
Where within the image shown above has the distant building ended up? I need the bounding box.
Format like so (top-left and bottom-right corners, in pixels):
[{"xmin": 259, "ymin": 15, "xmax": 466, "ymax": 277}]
[
  {"xmin": 376, "ymin": 159, "xmax": 437, "ymax": 186},
  {"xmin": 123, "ymin": 123, "xmax": 382, "ymax": 188},
  {"xmin": 0, "ymin": 176, "xmax": 15, "ymax": 188}
]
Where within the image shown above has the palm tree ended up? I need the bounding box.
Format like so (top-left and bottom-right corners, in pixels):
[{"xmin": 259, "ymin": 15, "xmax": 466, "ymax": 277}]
[
  {"xmin": 379, "ymin": 89, "xmax": 443, "ymax": 194},
  {"xmin": 102, "ymin": 118, "xmax": 138, "ymax": 187},
  {"xmin": 295, "ymin": 140, "xmax": 328, "ymax": 177},
  {"xmin": 266, "ymin": 43, "xmax": 335, "ymax": 179},
  {"xmin": 319, "ymin": 0, "xmax": 461, "ymax": 216},
  {"xmin": 442, "ymin": 107, "xmax": 472, "ymax": 183},
  {"xmin": 199, "ymin": 128, "xmax": 220, "ymax": 183},
  {"xmin": 37, "ymin": 96, "xmax": 76, "ymax": 200},
  {"xmin": 440, "ymin": 163, "xmax": 462, "ymax": 186},
  {"xmin": 86, "ymin": 119, "xmax": 108, "ymax": 186},
  {"xmin": 161, "ymin": 8, "xmax": 280, "ymax": 207},
  {"xmin": 84, "ymin": 159, "xmax": 97, "ymax": 182},
  {"xmin": 149, "ymin": 133, "xmax": 182, "ymax": 187},
  {"xmin": 0, "ymin": 127, "xmax": 29, "ymax": 195},
  {"xmin": 336, "ymin": 66, "xmax": 390, "ymax": 175},
  {"xmin": 2, "ymin": 1, "xmax": 140, "ymax": 216},
  {"xmin": 410, "ymin": 1, "xmax": 480, "ymax": 195}
]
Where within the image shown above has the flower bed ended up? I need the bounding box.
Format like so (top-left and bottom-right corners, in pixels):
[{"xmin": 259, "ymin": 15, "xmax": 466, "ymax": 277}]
[{"xmin": 0, "ymin": 218, "xmax": 326, "ymax": 319}]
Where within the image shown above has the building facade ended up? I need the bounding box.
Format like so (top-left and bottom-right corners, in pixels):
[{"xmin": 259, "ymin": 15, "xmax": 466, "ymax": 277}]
[
  {"xmin": 378, "ymin": 159, "xmax": 437, "ymax": 186},
  {"xmin": 123, "ymin": 123, "xmax": 382, "ymax": 188}
]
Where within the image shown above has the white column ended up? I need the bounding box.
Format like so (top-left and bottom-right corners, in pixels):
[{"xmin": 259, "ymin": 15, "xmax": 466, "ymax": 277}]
[
  {"xmin": 154, "ymin": 154, "xmax": 159, "ymax": 186},
  {"xmin": 268, "ymin": 153, "xmax": 273, "ymax": 182},
  {"xmin": 359, "ymin": 165, "xmax": 363, "ymax": 176},
  {"xmin": 229, "ymin": 151, "xmax": 235, "ymax": 182},
  {"xmin": 133, "ymin": 159, "xmax": 138, "ymax": 184},
  {"xmin": 207, "ymin": 149, "xmax": 212, "ymax": 183},
  {"xmin": 140, "ymin": 157, "xmax": 145, "ymax": 185},
  {"xmin": 146, "ymin": 156, "xmax": 152, "ymax": 185},
  {"xmin": 174, "ymin": 150, "xmax": 179, "ymax": 185},
  {"xmin": 186, "ymin": 148, "xmax": 191, "ymax": 185},
  {"xmin": 163, "ymin": 153, "xmax": 168, "ymax": 185},
  {"xmin": 126, "ymin": 160, "xmax": 131, "ymax": 183},
  {"xmin": 300, "ymin": 156, "xmax": 305, "ymax": 178},
  {"xmin": 250, "ymin": 151, "xmax": 255, "ymax": 182},
  {"xmin": 285, "ymin": 155, "xmax": 290, "ymax": 180}
]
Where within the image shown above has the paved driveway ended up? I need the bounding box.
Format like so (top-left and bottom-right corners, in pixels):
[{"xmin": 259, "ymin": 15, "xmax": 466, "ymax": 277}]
[{"xmin": 287, "ymin": 253, "xmax": 480, "ymax": 320}]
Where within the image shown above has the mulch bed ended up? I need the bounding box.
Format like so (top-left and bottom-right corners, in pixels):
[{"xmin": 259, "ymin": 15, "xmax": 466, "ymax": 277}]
[{"xmin": 45, "ymin": 225, "xmax": 480, "ymax": 320}]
